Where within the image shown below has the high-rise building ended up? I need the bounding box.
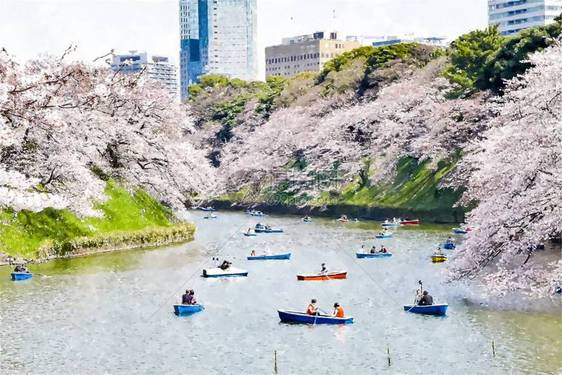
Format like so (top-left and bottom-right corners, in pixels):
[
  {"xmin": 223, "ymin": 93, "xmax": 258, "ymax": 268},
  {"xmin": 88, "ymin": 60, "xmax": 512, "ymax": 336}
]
[
  {"xmin": 111, "ymin": 51, "xmax": 178, "ymax": 98},
  {"xmin": 179, "ymin": 0, "xmax": 258, "ymax": 100},
  {"xmin": 265, "ymin": 32, "xmax": 361, "ymax": 78},
  {"xmin": 488, "ymin": 0, "xmax": 562, "ymax": 35}
]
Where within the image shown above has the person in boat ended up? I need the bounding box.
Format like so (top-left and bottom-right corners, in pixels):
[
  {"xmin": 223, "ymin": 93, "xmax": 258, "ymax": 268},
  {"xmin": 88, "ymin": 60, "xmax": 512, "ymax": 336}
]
[
  {"xmin": 433, "ymin": 247, "xmax": 444, "ymax": 256},
  {"xmin": 319, "ymin": 263, "xmax": 328, "ymax": 275},
  {"xmin": 379, "ymin": 245, "xmax": 387, "ymax": 253},
  {"xmin": 187, "ymin": 290, "xmax": 197, "ymax": 305},
  {"xmin": 303, "ymin": 216, "xmax": 311, "ymax": 222},
  {"xmin": 13, "ymin": 264, "xmax": 28, "ymax": 273},
  {"xmin": 219, "ymin": 260, "xmax": 232, "ymax": 270},
  {"xmin": 306, "ymin": 299, "xmax": 319, "ymax": 315},
  {"xmin": 255, "ymin": 223, "xmax": 263, "ymax": 229},
  {"xmin": 418, "ymin": 290, "xmax": 434, "ymax": 306},
  {"xmin": 250, "ymin": 250, "xmax": 256, "ymax": 256},
  {"xmin": 265, "ymin": 225, "xmax": 272, "ymax": 230},
  {"xmin": 370, "ymin": 245, "xmax": 376, "ymax": 254},
  {"xmin": 332, "ymin": 302, "xmax": 345, "ymax": 318},
  {"xmin": 247, "ymin": 228, "xmax": 252, "ymax": 234},
  {"xmin": 181, "ymin": 289, "xmax": 191, "ymax": 304}
]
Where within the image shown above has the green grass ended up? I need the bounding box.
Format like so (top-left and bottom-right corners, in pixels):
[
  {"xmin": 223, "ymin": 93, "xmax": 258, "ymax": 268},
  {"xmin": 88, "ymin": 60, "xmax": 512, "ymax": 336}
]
[
  {"xmin": 311, "ymin": 157, "xmax": 461, "ymax": 210},
  {"xmin": 0, "ymin": 181, "xmax": 184, "ymax": 259}
]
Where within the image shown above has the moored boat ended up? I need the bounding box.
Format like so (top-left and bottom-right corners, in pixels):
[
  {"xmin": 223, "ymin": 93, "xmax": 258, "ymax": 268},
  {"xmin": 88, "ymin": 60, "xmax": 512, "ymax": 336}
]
[
  {"xmin": 452, "ymin": 228, "xmax": 468, "ymax": 235},
  {"xmin": 400, "ymin": 219, "xmax": 420, "ymax": 225},
  {"xmin": 356, "ymin": 252, "xmax": 392, "ymax": 258},
  {"xmin": 174, "ymin": 304, "xmax": 204, "ymax": 316},
  {"xmin": 200, "ymin": 206, "xmax": 215, "ymax": 212},
  {"xmin": 431, "ymin": 255, "xmax": 448, "ymax": 263},
  {"xmin": 296, "ymin": 271, "xmax": 347, "ymax": 281},
  {"xmin": 375, "ymin": 233, "xmax": 393, "ymax": 239},
  {"xmin": 248, "ymin": 210, "xmax": 266, "ymax": 217},
  {"xmin": 403, "ymin": 304, "xmax": 448, "ymax": 316},
  {"xmin": 202, "ymin": 267, "xmax": 248, "ymax": 278},
  {"xmin": 11, "ymin": 272, "xmax": 32, "ymax": 281},
  {"xmin": 247, "ymin": 253, "xmax": 291, "ymax": 260},
  {"xmin": 278, "ymin": 310, "xmax": 353, "ymax": 325}
]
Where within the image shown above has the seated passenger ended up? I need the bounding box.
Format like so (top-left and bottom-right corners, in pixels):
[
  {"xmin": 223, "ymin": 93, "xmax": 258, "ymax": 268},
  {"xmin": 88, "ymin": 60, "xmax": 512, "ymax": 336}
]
[
  {"xmin": 418, "ymin": 291, "xmax": 434, "ymax": 306},
  {"xmin": 220, "ymin": 260, "xmax": 231, "ymax": 270},
  {"xmin": 181, "ymin": 289, "xmax": 190, "ymax": 305},
  {"xmin": 250, "ymin": 250, "xmax": 256, "ymax": 256},
  {"xmin": 332, "ymin": 302, "xmax": 345, "ymax": 318}
]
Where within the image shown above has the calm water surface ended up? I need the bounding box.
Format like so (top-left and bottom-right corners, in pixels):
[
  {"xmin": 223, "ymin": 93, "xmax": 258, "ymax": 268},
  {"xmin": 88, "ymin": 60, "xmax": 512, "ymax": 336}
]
[{"xmin": 1, "ymin": 212, "xmax": 561, "ymax": 374}]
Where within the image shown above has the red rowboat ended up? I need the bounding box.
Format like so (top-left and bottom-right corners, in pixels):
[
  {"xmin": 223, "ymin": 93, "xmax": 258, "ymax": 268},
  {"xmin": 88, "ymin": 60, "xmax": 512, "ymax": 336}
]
[
  {"xmin": 400, "ymin": 219, "xmax": 420, "ymax": 225},
  {"xmin": 297, "ymin": 272, "xmax": 347, "ymax": 281}
]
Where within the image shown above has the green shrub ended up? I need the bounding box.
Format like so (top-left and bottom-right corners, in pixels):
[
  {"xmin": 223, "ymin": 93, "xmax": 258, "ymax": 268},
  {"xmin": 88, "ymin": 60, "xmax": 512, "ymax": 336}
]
[{"xmin": 444, "ymin": 26, "xmax": 505, "ymax": 97}]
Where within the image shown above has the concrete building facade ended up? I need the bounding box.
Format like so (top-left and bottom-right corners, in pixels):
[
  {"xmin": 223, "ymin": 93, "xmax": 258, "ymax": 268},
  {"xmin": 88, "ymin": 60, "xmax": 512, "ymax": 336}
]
[
  {"xmin": 265, "ymin": 32, "xmax": 361, "ymax": 78},
  {"xmin": 179, "ymin": 0, "xmax": 258, "ymax": 100},
  {"xmin": 111, "ymin": 51, "xmax": 178, "ymax": 98},
  {"xmin": 488, "ymin": 0, "xmax": 562, "ymax": 35}
]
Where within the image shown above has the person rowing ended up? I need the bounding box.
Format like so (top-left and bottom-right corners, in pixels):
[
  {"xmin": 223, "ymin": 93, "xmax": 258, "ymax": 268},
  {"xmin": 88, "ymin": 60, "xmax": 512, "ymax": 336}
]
[
  {"xmin": 379, "ymin": 245, "xmax": 388, "ymax": 253},
  {"xmin": 319, "ymin": 263, "xmax": 328, "ymax": 275},
  {"xmin": 219, "ymin": 260, "xmax": 232, "ymax": 270},
  {"xmin": 418, "ymin": 290, "xmax": 434, "ymax": 306},
  {"xmin": 250, "ymin": 250, "xmax": 256, "ymax": 256},
  {"xmin": 332, "ymin": 302, "xmax": 345, "ymax": 318},
  {"xmin": 306, "ymin": 299, "xmax": 319, "ymax": 315},
  {"xmin": 370, "ymin": 245, "xmax": 376, "ymax": 254},
  {"xmin": 433, "ymin": 246, "xmax": 444, "ymax": 256}
]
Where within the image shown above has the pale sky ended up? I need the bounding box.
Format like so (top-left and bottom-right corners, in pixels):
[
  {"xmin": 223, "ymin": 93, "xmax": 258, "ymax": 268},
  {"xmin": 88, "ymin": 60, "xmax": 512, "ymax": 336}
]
[{"xmin": 0, "ymin": 0, "xmax": 488, "ymax": 79}]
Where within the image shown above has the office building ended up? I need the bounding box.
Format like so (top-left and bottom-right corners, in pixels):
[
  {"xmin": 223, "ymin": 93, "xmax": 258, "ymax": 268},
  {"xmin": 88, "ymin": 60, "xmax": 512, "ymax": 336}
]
[
  {"xmin": 265, "ymin": 31, "xmax": 361, "ymax": 78},
  {"xmin": 488, "ymin": 0, "xmax": 562, "ymax": 35},
  {"xmin": 179, "ymin": 0, "xmax": 258, "ymax": 100},
  {"xmin": 111, "ymin": 51, "xmax": 178, "ymax": 97}
]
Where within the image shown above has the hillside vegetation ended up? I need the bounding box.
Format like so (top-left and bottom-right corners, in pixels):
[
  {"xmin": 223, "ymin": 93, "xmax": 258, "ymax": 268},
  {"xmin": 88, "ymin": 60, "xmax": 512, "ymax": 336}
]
[{"xmin": 0, "ymin": 181, "xmax": 195, "ymax": 260}]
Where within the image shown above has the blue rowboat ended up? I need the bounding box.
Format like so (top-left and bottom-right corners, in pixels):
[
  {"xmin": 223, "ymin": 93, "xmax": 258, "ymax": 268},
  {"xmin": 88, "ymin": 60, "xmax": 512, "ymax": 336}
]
[
  {"xmin": 443, "ymin": 242, "xmax": 456, "ymax": 250},
  {"xmin": 11, "ymin": 272, "xmax": 32, "ymax": 281},
  {"xmin": 254, "ymin": 228, "xmax": 284, "ymax": 233},
  {"xmin": 452, "ymin": 228, "xmax": 467, "ymax": 235},
  {"xmin": 247, "ymin": 253, "xmax": 291, "ymax": 260},
  {"xmin": 174, "ymin": 304, "xmax": 204, "ymax": 316},
  {"xmin": 278, "ymin": 310, "xmax": 353, "ymax": 325},
  {"xmin": 356, "ymin": 252, "xmax": 392, "ymax": 258},
  {"xmin": 375, "ymin": 233, "xmax": 393, "ymax": 239},
  {"xmin": 403, "ymin": 304, "xmax": 448, "ymax": 316}
]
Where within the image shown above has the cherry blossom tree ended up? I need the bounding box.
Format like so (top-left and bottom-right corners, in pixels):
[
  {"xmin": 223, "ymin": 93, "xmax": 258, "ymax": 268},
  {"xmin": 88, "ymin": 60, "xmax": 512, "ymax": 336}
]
[
  {"xmin": 215, "ymin": 60, "xmax": 486, "ymax": 198},
  {"xmin": 450, "ymin": 43, "xmax": 562, "ymax": 297},
  {"xmin": 0, "ymin": 48, "xmax": 214, "ymax": 216}
]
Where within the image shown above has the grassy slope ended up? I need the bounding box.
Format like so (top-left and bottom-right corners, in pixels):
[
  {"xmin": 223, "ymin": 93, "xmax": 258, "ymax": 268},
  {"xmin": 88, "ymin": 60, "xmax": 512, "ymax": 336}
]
[
  {"xmin": 216, "ymin": 158, "xmax": 461, "ymax": 212},
  {"xmin": 313, "ymin": 158, "xmax": 460, "ymax": 210},
  {"xmin": 0, "ymin": 181, "xmax": 191, "ymax": 259}
]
